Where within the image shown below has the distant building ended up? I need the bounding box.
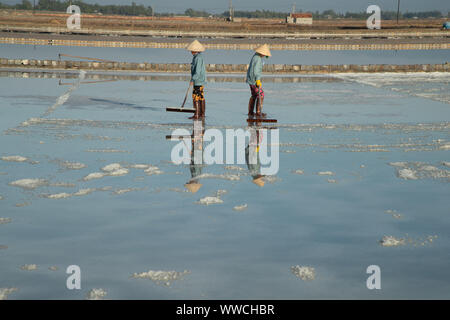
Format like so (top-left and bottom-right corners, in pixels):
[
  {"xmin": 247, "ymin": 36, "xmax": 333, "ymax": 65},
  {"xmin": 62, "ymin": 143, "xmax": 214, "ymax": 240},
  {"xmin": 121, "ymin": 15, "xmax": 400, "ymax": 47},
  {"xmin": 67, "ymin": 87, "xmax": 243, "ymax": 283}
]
[{"xmin": 286, "ymin": 13, "xmax": 313, "ymax": 25}]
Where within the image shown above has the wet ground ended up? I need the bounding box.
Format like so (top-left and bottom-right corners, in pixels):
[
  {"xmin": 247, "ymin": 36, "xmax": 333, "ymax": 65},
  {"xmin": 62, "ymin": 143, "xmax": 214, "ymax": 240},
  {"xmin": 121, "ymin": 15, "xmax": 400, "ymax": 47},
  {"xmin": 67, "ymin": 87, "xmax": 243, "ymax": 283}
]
[{"xmin": 0, "ymin": 49, "xmax": 449, "ymax": 299}]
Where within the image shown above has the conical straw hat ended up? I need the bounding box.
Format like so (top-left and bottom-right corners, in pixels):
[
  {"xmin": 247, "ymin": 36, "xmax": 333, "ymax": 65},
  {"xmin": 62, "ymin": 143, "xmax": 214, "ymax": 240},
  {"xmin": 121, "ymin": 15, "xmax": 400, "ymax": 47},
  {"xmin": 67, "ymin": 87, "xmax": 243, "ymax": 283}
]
[
  {"xmin": 186, "ymin": 40, "xmax": 205, "ymax": 52},
  {"xmin": 255, "ymin": 44, "xmax": 271, "ymax": 57},
  {"xmin": 252, "ymin": 176, "xmax": 265, "ymax": 187},
  {"xmin": 185, "ymin": 182, "xmax": 203, "ymax": 193}
]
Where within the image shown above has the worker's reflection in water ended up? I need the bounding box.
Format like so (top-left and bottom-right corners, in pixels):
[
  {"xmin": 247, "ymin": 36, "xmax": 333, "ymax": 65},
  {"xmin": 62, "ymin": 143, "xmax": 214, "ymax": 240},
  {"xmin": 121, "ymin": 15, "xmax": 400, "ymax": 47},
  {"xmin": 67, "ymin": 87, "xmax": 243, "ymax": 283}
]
[
  {"xmin": 185, "ymin": 119, "xmax": 205, "ymax": 193},
  {"xmin": 245, "ymin": 122, "xmax": 265, "ymax": 187}
]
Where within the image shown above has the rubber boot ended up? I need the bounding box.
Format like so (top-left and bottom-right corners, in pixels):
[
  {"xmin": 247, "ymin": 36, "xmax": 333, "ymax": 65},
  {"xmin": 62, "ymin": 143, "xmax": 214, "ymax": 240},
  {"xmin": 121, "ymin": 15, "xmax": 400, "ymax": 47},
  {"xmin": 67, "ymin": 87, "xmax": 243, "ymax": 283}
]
[
  {"xmin": 255, "ymin": 96, "xmax": 267, "ymax": 118},
  {"xmin": 248, "ymin": 96, "xmax": 256, "ymax": 116},
  {"xmin": 200, "ymin": 99, "xmax": 206, "ymax": 119},
  {"xmin": 189, "ymin": 100, "xmax": 200, "ymax": 120}
]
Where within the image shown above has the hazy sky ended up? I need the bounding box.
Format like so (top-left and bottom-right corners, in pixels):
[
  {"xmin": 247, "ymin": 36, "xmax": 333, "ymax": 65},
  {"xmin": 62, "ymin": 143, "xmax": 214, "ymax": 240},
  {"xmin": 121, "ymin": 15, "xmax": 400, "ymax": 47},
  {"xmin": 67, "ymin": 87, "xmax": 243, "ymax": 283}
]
[{"xmin": 2, "ymin": 0, "xmax": 449, "ymax": 13}]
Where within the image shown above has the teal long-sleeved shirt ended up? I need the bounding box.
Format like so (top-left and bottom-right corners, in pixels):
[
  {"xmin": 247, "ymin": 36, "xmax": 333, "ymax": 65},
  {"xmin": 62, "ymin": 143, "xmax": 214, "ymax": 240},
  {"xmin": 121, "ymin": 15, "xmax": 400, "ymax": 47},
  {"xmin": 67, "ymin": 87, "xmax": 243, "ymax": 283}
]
[
  {"xmin": 246, "ymin": 53, "xmax": 263, "ymax": 85},
  {"xmin": 191, "ymin": 53, "xmax": 206, "ymax": 87}
]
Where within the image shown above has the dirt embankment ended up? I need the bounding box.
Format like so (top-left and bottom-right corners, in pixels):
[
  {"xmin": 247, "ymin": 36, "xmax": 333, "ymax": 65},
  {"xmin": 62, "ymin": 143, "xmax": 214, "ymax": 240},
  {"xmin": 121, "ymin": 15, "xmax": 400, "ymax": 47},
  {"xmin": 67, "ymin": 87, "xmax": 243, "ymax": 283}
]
[{"xmin": 0, "ymin": 9, "xmax": 447, "ymax": 35}]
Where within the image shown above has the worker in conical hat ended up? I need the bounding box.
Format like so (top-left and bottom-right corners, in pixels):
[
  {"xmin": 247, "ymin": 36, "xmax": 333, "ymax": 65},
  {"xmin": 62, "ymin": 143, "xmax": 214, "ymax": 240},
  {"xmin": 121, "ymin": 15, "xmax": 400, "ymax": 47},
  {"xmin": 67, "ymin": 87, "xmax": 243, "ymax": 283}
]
[
  {"xmin": 186, "ymin": 40, "xmax": 207, "ymax": 120},
  {"xmin": 246, "ymin": 44, "xmax": 271, "ymax": 117}
]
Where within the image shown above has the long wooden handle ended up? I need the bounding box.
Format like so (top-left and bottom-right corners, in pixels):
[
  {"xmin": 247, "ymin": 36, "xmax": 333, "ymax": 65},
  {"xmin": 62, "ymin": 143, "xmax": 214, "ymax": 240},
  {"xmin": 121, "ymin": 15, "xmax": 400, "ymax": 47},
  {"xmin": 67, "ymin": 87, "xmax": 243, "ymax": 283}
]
[{"xmin": 180, "ymin": 82, "xmax": 192, "ymax": 109}]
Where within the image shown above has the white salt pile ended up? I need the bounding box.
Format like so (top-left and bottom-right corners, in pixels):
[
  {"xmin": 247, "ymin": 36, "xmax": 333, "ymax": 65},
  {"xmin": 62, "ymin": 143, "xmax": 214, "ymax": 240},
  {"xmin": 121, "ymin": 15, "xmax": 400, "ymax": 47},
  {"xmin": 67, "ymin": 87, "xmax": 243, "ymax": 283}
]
[
  {"xmin": 131, "ymin": 270, "xmax": 190, "ymax": 286},
  {"xmin": 379, "ymin": 236, "xmax": 406, "ymax": 247},
  {"xmin": 144, "ymin": 166, "xmax": 163, "ymax": 175},
  {"xmin": 0, "ymin": 288, "xmax": 18, "ymax": 300},
  {"xmin": 1, "ymin": 155, "xmax": 28, "ymax": 162},
  {"xmin": 83, "ymin": 163, "xmax": 130, "ymax": 181},
  {"xmin": 9, "ymin": 178, "xmax": 48, "ymax": 190},
  {"xmin": 385, "ymin": 209, "xmax": 403, "ymax": 219},
  {"xmin": 44, "ymin": 193, "xmax": 72, "ymax": 200},
  {"xmin": 59, "ymin": 161, "xmax": 86, "ymax": 170},
  {"xmin": 397, "ymin": 168, "xmax": 418, "ymax": 180},
  {"xmin": 83, "ymin": 172, "xmax": 106, "ymax": 181},
  {"xmin": 108, "ymin": 168, "xmax": 129, "ymax": 176},
  {"xmin": 0, "ymin": 218, "xmax": 12, "ymax": 225},
  {"xmin": 20, "ymin": 264, "xmax": 38, "ymax": 271},
  {"xmin": 291, "ymin": 265, "xmax": 316, "ymax": 281},
  {"xmin": 327, "ymin": 179, "xmax": 337, "ymax": 183},
  {"xmin": 292, "ymin": 169, "xmax": 304, "ymax": 175},
  {"xmin": 317, "ymin": 171, "xmax": 335, "ymax": 176},
  {"xmin": 101, "ymin": 163, "xmax": 122, "ymax": 172},
  {"xmin": 442, "ymin": 162, "xmax": 450, "ymax": 167},
  {"xmin": 197, "ymin": 196, "xmax": 224, "ymax": 206},
  {"xmin": 233, "ymin": 204, "xmax": 248, "ymax": 211},
  {"xmin": 86, "ymin": 288, "xmax": 107, "ymax": 300}
]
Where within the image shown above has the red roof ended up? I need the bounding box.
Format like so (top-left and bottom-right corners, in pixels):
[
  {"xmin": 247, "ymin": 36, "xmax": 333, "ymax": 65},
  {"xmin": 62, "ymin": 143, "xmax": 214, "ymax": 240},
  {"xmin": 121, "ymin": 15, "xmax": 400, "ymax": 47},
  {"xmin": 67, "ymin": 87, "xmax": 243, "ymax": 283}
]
[{"xmin": 291, "ymin": 13, "xmax": 312, "ymax": 18}]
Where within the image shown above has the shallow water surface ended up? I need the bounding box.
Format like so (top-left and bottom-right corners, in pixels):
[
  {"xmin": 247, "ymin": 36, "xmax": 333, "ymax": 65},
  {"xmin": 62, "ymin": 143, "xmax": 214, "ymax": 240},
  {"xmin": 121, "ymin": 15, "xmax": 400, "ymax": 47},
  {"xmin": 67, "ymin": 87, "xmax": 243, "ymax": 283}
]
[{"xmin": 0, "ymin": 69, "xmax": 449, "ymax": 299}]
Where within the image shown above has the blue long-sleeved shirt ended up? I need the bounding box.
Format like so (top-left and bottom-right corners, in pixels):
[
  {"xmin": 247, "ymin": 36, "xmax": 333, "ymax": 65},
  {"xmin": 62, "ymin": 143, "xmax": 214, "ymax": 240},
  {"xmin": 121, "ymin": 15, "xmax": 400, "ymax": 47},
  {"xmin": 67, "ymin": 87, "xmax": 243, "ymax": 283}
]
[
  {"xmin": 191, "ymin": 53, "xmax": 206, "ymax": 87},
  {"xmin": 246, "ymin": 53, "xmax": 263, "ymax": 85}
]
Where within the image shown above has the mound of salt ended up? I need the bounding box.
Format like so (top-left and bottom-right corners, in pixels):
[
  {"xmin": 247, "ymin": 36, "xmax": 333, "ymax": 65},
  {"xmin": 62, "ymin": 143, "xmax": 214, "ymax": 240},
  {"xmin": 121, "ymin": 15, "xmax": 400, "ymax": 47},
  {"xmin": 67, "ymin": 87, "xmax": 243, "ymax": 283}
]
[
  {"xmin": 233, "ymin": 204, "xmax": 248, "ymax": 211},
  {"xmin": 86, "ymin": 288, "xmax": 107, "ymax": 300},
  {"xmin": 291, "ymin": 265, "xmax": 316, "ymax": 281},
  {"xmin": 317, "ymin": 171, "xmax": 334, "ymax": 176},
  {"xmin": 9, "ymin": 178, "xmax": 48, "ymax": 190},
  {"xmin": 131, "ymin": 270, "xmax": 190, "ymax": 286},
  {"xmin": 196, "ymin": 196, "xmax": 224, "ymax": 206},
  {"xmin": 144, "ymin": 166, "xmax": 163, "ymax": 175},
  {"xmin": 0, "ymin": 288, "xmax": 18, "ymax": 300},
  {"xmin": 83, "ymin": 172, "xmax": 106, "ymax": 181},
  {"xmin": 20, "ymin": 264, "xmax": 38, "ymax": 271},
  {"xmin": 101, "ymin": 163, "xmax": 122, "ymax": 172},
  {"xmin": 0, "ymin": 218, "xmax": 12, "ymax": 225},
  {"xmin": 292, "ymin": 169, "xmax": 304, "ymax": 175},
  {"xmin": 44, "ymin": 193, "xmax": 72, "ymax": 200},
  {"xmin": 1, "ymin": 155, "xmax": 28, "ymax": 162},
  {"xmin": 379, "ymin": 236, "xmax": 406, "ymax": 247},
  {"xmin": 397, "ymin": 168, "xmax": 418, "ymax": 180}
]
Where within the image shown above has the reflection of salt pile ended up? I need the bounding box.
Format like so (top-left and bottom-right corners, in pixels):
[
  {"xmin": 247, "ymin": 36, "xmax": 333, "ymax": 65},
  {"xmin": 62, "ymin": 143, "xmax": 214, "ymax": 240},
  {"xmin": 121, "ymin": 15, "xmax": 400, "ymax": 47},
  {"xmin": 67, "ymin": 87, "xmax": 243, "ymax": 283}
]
[
  {"xmin": 20, "ymin": 264, "xmax": 38, "ymax": 271},
  {"xmin": 9, "ymin": 178, "xmax": 48, "ymax": 190},
  {"xmin": 233, "ymin": 204, "xmax": 248, "ymax": 211},
  {"xmin": 389, "ymin": 161, "xmax": 450, "ymax": 181},
  {"xmin": 1, "ymin": 155, "xmax": 28, "ymax": 162},
  {"xmin": 379, "ymin": 236, "xmax": 406, "ymax": 247},
  {"xmin": 0, "ymin": 288, "xmax": 18, "ymax": 300},
  {"xmin": 0, "ymin": 218, "xmax": 12, "ymax": 225},
  {"xmin": 291, "ymin": 265, "xmax": 316, "ymax": 281},
  {"xmin": 86, "ymin": 288, "xmax": 107, "ymax": 300},
  {"xmin": 131, "ymin": 270, "xmax": 190, "ymax": 286}
]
